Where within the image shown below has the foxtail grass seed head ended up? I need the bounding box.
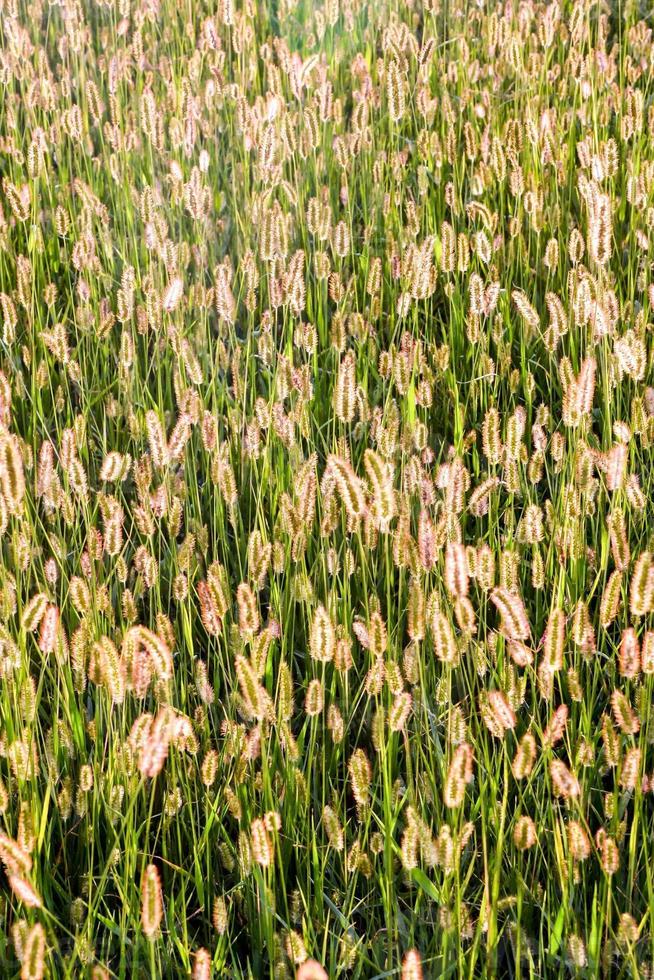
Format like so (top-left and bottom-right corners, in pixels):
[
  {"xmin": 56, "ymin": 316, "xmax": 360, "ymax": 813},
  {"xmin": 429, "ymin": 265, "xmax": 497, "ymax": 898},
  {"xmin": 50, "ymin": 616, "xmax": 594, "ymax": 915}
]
[
  {"xmin": 401, "ymin": 950, "xmax": 423, "ymax": 980},
  {"xmin": 349, "ymin": 749, "xmax": 372, "ymax": 808},
  {"xmin": 8, "ymin": 876, "xmax": 42, "ymax": 909},
  {"xmin": 192, "ymin": 948, "xmax": 211, "ymax": 980},
  {"xmin": 567, "ymin": 821, "xmax": 591, "ymax": 862},
  {"xmin": 490, "ymin": 587, "xmax": 530, "ymax": 641},
  {"xmin": 596, "ymin": 829, "xmax": 620, "ymax": 875},
  {"xmin": 444, "ymin": 743, "xmax": 474, "ymax": 808},
  {"xmin": 309, "ymin": 605, "xmax": 335, "ymax": 663},
  {"xmin": 600, "ymin": 570, "xmax": 623, "ymax": 628},
  {"xmin": 431, "ymin": 611, "xmax": 458, "ymax": 666},
  {"xmin": 322, "ymin": 806, "xmax": 344, "ymax": 851},
  {"xmin": 296, "ymin": 961, "xmax": 328, "ymax": 980},
  {"xmin": 619, "ymin": 628, "xmax": 640, "ymax": 679},
  {"xmin": 386, "ymin": 61, "xmax": 406, "ymax": 124},
  {"xmin": 630, "ymin": 552, "xmax": 654, "ymax": 616},
  {"xmin": 611, "ymin": 690, "xmax": 639, "ymax": 735},
  {"xmin": 479, "ymin": 691, "xmax": 516, "ymax": 738},
  {"xmin": 20, "ymin": 922, "xmax": 46, "ymax": 980},
  {"xmin": 141, "ymin": 864, "xmax": 163, "ymax": 939},
  {"xmin": 513, "ymin": 816, "xmax": 537, "ymax": 851},
  {"xmin": 512, "ymin": 732, "xmax": 538, "ymax": 780},
  {"xmin": 550, "ymin": 759, "xmax": 580, "ymax": 799}
]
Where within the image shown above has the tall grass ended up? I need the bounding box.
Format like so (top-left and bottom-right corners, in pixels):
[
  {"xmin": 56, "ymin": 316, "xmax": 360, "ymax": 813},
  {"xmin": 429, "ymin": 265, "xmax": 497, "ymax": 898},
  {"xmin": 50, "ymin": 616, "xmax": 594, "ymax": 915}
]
[{"xmin": 0, "ymin": 0, "xmax": 653, "ymax": 976}]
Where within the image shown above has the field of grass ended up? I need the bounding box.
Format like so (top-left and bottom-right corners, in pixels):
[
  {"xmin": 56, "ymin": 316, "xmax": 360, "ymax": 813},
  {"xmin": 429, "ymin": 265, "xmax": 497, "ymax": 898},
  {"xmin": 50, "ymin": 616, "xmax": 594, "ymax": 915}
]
[{"xmin": 0, "ymin": 0, "xmax": 654, "ymax": 976}]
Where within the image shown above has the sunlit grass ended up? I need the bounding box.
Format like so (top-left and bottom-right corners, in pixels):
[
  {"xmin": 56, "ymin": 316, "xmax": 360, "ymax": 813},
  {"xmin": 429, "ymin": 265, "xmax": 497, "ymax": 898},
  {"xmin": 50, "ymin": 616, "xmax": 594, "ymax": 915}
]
[{"xmin": 0, "ymin": 0, "xmax": 653, "ymax": 977}]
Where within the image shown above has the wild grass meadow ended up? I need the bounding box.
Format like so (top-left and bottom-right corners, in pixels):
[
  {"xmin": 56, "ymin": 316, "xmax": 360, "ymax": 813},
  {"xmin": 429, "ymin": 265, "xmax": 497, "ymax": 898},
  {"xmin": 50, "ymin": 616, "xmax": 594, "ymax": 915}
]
[{"xmin": 0, "ymin": 0, "xmax": 653, "ymax": 976}]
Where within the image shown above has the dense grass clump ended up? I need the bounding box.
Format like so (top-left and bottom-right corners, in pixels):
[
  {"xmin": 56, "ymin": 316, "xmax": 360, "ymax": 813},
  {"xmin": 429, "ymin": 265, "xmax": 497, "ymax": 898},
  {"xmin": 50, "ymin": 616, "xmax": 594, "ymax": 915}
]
[{"xmin": 1, "ymin": 0, "xmax": 654, "ymax": 976}]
